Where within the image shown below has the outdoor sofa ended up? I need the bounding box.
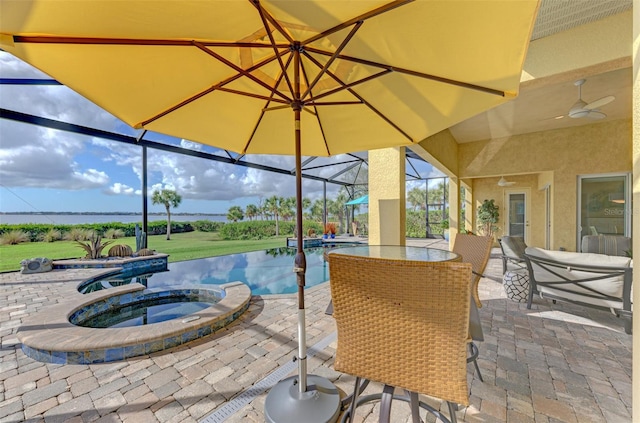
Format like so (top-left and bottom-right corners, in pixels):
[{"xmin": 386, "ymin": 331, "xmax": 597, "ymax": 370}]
[
  {"xmin": 523, "ymin": 247, "xmax": 632, "ymax": 334},
  {"xmin": 581, "ymin": 234, "xmax": 631, "ymax": 257}
]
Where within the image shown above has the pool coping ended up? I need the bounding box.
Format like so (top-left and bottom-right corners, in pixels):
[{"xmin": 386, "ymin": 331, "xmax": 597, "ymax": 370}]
[{"xmin": 17, "ymin": 280, "xmax": 251, "ymax": 364}]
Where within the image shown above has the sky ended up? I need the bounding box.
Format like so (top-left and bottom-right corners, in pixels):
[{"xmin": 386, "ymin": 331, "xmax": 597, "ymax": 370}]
[{"xmin": 0, "ymin": 52, "xmax": 445, "ymax": 215}]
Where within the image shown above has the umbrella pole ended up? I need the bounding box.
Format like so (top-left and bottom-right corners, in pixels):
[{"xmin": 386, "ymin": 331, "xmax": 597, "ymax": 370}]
[
  {"xmin": 294, "ymin": 106, "xmax": 308, "ymax": 393},
  {"xmin": 264, "ymin": 45, "xmax": 340, "ymax": 423}
]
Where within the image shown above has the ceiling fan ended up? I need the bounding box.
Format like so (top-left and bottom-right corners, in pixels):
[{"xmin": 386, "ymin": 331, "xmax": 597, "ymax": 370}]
[
  {"xmin": 498, "ymin": 176, "xmax": 516, "ymax": 187},
  {"xmin": 566, "ymin": 79, "xmax": 615, "ymax": 120}
]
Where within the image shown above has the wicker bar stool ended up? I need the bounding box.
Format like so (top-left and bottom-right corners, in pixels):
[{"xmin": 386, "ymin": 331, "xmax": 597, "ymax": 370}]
[
  {"xmin": 451, "ymin": 234, "xmax": 493, "ymax": 382},
  {"xmin": 328, "ymin": 255, "xmax": 472, "ymax": 423}
]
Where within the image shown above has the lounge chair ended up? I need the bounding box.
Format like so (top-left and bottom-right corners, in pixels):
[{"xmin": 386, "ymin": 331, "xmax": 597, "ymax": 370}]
[{"xmin": 499, "ymin": 236, "xmax": 528, "ymax": 274}]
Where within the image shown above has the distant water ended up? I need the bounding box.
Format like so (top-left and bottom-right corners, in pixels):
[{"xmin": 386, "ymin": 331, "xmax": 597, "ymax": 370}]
[{"xmin": 0, "ymin": 214, "xmax": 227, "ymax": 225}]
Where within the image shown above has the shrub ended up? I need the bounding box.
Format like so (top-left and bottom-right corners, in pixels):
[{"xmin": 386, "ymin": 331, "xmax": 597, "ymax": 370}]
[
  {"xmin": 0, "ymin": 230, "xmax": 30, "ymax": 245},
  {"xmin": 220, "ymin": 220, "xmax": 295, "ymax": 240},
  {"xmin": 303, "ymin": 221, "xmax": 323, "ymax": 237},
  {"xmin": 40, "ymin": 229, "xmax": 62, "ymax": 243},
  {"xmin": 76, "ymin": 234, "xmax": 113, "ymax": 259},
  {"xmin": 145, "ymin": 221, "xmax": 194, "ymax": 236},
  {"xmin": 0, "ymin": 223, "xmax": 74, "ymax": 242},
  {"xmin": 104, "ymin": 228, "xmax": 125, "ymax": 239},
  {"xmin": 65, "ymin": 228, "xmax": 97, "ymax": 241},
  {"xmin": 192, "ymin": 220, "xmax": 225, "ymax": 232}
]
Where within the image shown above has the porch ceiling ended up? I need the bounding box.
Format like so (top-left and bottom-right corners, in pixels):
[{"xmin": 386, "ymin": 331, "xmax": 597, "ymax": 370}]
[{"xmin": 449, "ymin": 0, "xmax": 633, "ymax": 144}]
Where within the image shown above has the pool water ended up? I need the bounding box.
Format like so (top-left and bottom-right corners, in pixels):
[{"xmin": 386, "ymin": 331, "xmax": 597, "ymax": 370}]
[
  {"xmin": 76, "ymin": 297, "xmax": 213, "ymax": 328},
  {"xmin": 78, "ymin": 243, "xmax": 363, "ymax": 295}
]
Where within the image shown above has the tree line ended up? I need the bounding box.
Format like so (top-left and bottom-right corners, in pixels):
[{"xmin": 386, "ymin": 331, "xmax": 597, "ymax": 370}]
[{"xmin": 227, "ymin": 191, "xmax": 366, "ymax": 236}]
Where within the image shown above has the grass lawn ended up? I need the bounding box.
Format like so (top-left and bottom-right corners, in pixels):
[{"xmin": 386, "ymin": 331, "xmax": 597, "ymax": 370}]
[{"xmin": 0, "ymin": 231, "xmax": 289, "ymax": 273}]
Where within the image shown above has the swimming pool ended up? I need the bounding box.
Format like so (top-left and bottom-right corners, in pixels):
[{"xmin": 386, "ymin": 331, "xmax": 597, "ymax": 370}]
[{"xmin": 78, "ymin": 243, "xmax": 364, "ymax": 295}]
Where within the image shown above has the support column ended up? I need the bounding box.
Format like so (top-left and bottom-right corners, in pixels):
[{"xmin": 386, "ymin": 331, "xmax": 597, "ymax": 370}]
[
  {"xmin": 460, "ymin": 180, "xmax": 473, "ymax": 233},
  {"xmin": 448, "ymin": 177, "xmax": 459, "ymax": 249},
  {"xmin": 368, "ymin": 147, "xmax": 406, "ymax": 246}
]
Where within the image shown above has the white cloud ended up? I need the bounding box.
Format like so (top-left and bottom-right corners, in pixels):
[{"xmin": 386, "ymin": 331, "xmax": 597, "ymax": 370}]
[
  {"xmin": 0, "ymin": 123, "xmax": 110, "ymax": 189},
  {"xmin": 0, "ymin": 53, "xmax": 365, "ymax": 208},
  {"xmin": 105, "ymin": 182, "xmax": 136, "ymax": 196},
  {"xmin": 180, "ymin": 139, "xmax": 203, "ymax": 151},
  {"xmin": 78, "ymin": 169, "xmax": 109, "ymax": 185}
]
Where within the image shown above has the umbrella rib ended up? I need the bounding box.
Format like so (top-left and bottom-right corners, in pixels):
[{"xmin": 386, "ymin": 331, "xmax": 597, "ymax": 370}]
[
  {"xmin": 301, "ymin": 21, "xmax": 363, "ymax": 100},
  {"xmin": 310, "ymin": 101, "xmax": 363, "ymax": 106},
  {"xmin": 137, "ymin": 47, "xmax": 289, "ymax": 127},
  {"xmin": 263, "ymin": 104, "xmax": 291, "ymax": 112},
  {"xmin": 303, "ymin": 51, "xmax": 413, "ymax": 142},
  {"xmin": 305, "ymin": 46, "xmax": 507, "ymax": 97},
  {"xmin": 255, "ymin": 2, "xmax": 295, "ymax": 95},
  {"xmin": 12, "ymin": 35, "xmax": 287, "ymax": 49},
  {"xmin": 299, "ymin": 59, "xmax": 331, "ymax": 156},
  {"xmin": 216, "ymin": 87, "xmax": 289, "ymax": 104},
  {"xmin": 193, "ymin": 41, "xmax": 291, "ymax": 103},
  {"xmin": 310, "ymin": 70, "xmax": 392, "ymax": 102},
  {"xmin": 241, "ymin": 55, "xmax": 294, "ymax": 154},
  {"xmin": 302, "ymin": 0, "xmax": 413, "ymax": 46},
  {"xmin": 249, "ymin": 0, "xmax": 295, "ymax": 44}
]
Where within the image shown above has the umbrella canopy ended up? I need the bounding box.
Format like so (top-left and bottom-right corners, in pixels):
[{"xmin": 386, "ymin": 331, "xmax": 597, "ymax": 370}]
[
  {"xmin": 0, "ymin": 1, "xmax": 540, "ymax": 421},
  {"xmin": 345, "ymin": 195, "xmax": 369, "ymax": 206},
  {"xmin": 1, "ymin": 1, "xmax": 539, "ymax": 157}
]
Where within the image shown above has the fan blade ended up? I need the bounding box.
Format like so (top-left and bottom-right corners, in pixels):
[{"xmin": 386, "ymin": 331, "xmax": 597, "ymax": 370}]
[
  {"xmin": 498, "ymin": 177, "xmax": 516, "ymax": 187},
  {"xmin": 584, "ymin": 95, "xmax": 615, "ymax": 110},
  {"xmin": 587, "ymin": 110, "xmax": 606, "ymax": 120}
]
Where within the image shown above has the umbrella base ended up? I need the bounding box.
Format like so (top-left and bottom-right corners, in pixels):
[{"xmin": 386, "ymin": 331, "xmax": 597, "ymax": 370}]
[{"xmin": 264, "ymin": 375, "xmax": 341, "ymax": 423}]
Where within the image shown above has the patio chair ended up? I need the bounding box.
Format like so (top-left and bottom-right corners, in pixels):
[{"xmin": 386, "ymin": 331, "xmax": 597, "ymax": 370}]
[
  {"xmin": 329, "ymin": 255, "xmax": 472, "ymax": 423},
  {"xmin": 451, "ymin": 233, "xmax": 493, "ymax": 382},
  {"xmin": 499, "ymin": 236, "xmax": 528, "ymax": 274}
]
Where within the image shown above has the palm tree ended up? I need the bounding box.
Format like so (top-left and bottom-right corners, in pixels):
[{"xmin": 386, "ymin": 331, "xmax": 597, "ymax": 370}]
[
  {"xmin": 427, "ymin": 180, "xmax": 448, "ymax": 206},
  {"xmin": 151, "ymin": 189, "xmax": 182, "ymax": 240},
  {"xmin": 264, "ymin": 195, "xmax": 283, "ymax": 236},
  {"xmin": 227, "ymin": 205, "xmax": 244, "ymax": 222},
  {"xmin": 407, "ymin": 186, "xmax": 427, "ymax": 211},
  {"xmin": 310, "ymin": 199, "xmax": 325, "ymax": 222},
  {"xmin": 245, "ymin": 204, "xmax": 259, "ymax": 221},
  {"xmin": 280, "ymin": 197, "xmax": 296, "ymax": 221},
  {"xmin": 328, "ymin": 190, "xmax": 349, "ymax": 233},
  {"xmin": 300, "ymin": 197, "xmax": 311, "ymax": 220}
]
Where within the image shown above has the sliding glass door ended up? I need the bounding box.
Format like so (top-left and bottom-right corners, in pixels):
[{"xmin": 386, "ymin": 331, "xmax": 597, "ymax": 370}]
[{"xmin": 577, "ymin": 173, "xmax": 630, "ymax": 249}]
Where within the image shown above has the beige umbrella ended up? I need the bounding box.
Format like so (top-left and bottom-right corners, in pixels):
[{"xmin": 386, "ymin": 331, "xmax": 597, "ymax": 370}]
[{"xmin": 0, "ymin": 1, "xmax": 540, "ymax": 421}]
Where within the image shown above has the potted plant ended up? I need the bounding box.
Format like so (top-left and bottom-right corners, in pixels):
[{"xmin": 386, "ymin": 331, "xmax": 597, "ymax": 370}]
[
  {"xmin": 477, "ymin": 199, "xmax": 500, "ymax": 237},
  {"xmin": 326, "ymin": 222, "xmax": 337, "ymax": 239}
]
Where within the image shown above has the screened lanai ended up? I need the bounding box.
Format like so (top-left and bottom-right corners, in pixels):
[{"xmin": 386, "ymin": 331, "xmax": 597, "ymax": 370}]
[{"xmin": 0, "ymin": 61, "xmax": 446, "ymax": 240}]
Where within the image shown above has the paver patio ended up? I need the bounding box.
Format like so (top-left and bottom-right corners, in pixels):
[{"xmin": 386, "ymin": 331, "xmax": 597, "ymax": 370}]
[{"xmin": 0, "ymin": 239, "xmax": 632, "ymax": 422}]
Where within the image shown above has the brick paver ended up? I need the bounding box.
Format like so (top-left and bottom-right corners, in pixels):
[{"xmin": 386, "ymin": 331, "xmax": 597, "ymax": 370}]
[{"xmin": 0, "ymin": 239, "xmax": 632, "ymax": 422}]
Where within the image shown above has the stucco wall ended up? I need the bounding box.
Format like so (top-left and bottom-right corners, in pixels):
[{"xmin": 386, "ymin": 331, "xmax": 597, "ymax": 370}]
[
  {"xmin": 468, "ymin": 174, "xmax": 546, "ymax": 248},
  {"xmin": 459, "ymin": 119, "xmax": 631, "ymax": 251}
]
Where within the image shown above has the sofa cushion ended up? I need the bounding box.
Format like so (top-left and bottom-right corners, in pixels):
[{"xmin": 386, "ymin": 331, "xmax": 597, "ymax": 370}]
[{"xmin": 526, "ymin": 247, "xmax": 631, "ymax": 268}]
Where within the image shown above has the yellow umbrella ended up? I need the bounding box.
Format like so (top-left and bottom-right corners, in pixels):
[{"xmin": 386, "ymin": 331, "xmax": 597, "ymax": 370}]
[{"xmin": 0, "ymin": 1, "xmax": 540, "ymax": 421}]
